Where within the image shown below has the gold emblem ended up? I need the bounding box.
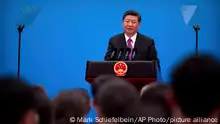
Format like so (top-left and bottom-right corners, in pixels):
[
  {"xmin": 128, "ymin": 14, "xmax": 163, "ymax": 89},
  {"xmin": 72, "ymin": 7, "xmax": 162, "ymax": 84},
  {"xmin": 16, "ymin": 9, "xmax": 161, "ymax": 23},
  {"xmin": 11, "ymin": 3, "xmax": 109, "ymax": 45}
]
[{"xmin": 114, "ymin": 61, "xmax": 128, "ymax": 76}]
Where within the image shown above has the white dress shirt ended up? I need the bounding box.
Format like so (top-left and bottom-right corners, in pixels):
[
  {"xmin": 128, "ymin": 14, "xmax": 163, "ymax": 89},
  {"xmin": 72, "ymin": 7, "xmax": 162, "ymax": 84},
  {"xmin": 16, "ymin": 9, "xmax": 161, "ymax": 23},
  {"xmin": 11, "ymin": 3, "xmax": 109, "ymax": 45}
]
[{"xmin": 124, "ymin": 33, "xmax": 137, "ymax": 48}]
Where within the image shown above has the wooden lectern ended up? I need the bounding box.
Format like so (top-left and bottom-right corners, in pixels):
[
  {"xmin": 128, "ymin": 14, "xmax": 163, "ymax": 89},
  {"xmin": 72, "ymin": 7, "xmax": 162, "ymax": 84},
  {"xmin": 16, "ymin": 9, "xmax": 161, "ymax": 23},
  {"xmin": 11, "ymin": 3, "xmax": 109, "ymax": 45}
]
[{"xmin": 85, "ymin": 61, "xmax": 159, "ymax": 91}]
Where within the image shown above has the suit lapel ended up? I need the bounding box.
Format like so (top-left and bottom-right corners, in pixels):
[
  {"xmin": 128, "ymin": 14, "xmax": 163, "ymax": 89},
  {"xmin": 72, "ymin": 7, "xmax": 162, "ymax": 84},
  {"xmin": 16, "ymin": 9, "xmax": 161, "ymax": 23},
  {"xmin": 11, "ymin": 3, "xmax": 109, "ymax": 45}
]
[
  {"xmin": 119, "ymin": 33, "xmax": 127, "ymax": 48},
  {"xmin": 132, "ymin": 33, "xmax": 142, "ymax": 60},
  {"xmin": 134, "ymin": 32, "xmax": 141, "ymax": 49}
]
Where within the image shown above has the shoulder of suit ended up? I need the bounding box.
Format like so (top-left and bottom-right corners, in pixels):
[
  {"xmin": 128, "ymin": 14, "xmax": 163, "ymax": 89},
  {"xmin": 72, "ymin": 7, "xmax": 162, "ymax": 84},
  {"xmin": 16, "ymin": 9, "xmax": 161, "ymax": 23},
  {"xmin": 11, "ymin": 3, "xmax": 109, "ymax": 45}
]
[
  {"xmin": 108, "ymin": 33, "xmax": 124, "ymax": 44},
  {"xmin": 109, "ymin": 33, "xmax": 124, "ymax": 40},
  {"xmin": 138, "ymin": 33, "xmax": 153, "ymax": 41}
]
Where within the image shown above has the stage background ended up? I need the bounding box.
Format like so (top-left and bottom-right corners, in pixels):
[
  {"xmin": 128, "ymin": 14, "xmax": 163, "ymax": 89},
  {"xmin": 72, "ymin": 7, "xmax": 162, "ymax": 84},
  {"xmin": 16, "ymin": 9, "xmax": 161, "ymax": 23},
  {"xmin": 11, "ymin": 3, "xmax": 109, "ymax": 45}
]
[
  {"xmin": 0, "ymin": 0, "xmax": 219, "ymax": 119},
  {"xmin": 0, "ymin": 2, "xmax": 5, "ymax": 74}
]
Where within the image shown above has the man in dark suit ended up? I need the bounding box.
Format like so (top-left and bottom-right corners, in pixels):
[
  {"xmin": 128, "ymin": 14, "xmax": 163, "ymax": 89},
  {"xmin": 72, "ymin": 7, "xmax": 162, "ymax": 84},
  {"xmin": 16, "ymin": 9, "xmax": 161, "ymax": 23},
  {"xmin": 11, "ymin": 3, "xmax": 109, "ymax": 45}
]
[{"xmin": 104, "ymin": 10, "xmax": 160, "ymax": 70}]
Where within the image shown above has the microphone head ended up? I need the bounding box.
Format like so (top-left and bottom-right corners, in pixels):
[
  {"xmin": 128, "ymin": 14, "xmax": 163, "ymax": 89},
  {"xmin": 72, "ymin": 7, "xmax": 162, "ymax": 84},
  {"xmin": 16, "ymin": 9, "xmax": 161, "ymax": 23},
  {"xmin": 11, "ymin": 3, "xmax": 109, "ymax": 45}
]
[
  {"xmin": 124, "ymin": 48, "xmax": 131, "ymax": 60},
  {"xmin": 110, "ymin": 48, "xmax": 117, "ymax": 60},
  {"xmin": 131, "ymin": 48, "xmax": 137, "ymax": 60},
  {"xmin": 117, "ymin": 48, "xmax": 125, "ymax": 60},
  {"xmin": 193, "ymin": 25, "xmax": 200, "ymax": 30},
  {"xmin": 193, "ymin": 25, "xmax": 196, "ymax": 29},
  {"xmin": 111, "ymin": 49, "xmax": 117, "ymax": 55}
]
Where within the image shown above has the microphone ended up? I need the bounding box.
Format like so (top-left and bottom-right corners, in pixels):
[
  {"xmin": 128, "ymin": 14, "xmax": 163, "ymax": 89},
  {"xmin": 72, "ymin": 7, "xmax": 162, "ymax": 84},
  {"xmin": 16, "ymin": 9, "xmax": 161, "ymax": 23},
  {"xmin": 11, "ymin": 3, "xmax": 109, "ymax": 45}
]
[
  {"xmin": 124, "ymin": 48, "xmax": 131, "ymax": 60},
  {"xmin": 193, "ymin": 25, "xmax": 200, "ymax": 31},
  {"xmin": 110, "ymin": 48, "xmax": 117, "ymax": 60},
  {"xmin": 193, "ymin": 25, "xmax": 200, "ymax": 56},
  {"xmin": 117, "ymin": 48, "xmax": 124, "ymax": 60},
  {"xmin": 131, "ymin": 48, "xmax": 137, "ymax": 60}
]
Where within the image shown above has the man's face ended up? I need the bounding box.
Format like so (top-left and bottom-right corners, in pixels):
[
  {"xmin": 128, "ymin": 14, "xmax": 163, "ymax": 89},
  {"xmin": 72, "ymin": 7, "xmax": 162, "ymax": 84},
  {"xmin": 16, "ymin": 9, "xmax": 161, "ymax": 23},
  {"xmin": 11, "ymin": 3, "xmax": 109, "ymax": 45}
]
[{"xmin": 123, "ymin": 15, "xmax": 140, "ymax": 35}]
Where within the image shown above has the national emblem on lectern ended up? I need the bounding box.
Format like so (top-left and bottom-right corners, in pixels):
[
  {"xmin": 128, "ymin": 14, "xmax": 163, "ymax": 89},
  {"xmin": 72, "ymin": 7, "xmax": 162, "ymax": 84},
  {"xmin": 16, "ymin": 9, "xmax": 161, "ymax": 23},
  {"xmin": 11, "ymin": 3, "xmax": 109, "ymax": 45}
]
[{"xmin": 114, "ymin": 61, "xmax": 128, "ymax": 76}]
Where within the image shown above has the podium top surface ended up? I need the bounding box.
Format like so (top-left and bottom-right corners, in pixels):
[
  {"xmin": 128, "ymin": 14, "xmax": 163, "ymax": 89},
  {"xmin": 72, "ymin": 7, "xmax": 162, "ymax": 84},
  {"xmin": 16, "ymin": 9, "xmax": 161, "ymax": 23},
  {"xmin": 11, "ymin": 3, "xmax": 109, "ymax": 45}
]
[{"xmin": 86, "ymin": 60, "xmax": 157, "ymax": 78}]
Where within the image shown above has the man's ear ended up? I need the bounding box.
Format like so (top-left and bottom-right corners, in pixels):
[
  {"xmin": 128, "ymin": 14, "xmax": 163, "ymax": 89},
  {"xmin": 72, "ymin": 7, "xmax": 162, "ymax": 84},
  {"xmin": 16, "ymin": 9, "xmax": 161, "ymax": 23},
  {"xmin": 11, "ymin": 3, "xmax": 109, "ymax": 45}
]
[
  {"xmin": 137, "ymin": 22, "xmax": 140, "ymax": 28},
  {"xmin": 21, "ymin": 109, "xmax": 39, "ymax": 124}
]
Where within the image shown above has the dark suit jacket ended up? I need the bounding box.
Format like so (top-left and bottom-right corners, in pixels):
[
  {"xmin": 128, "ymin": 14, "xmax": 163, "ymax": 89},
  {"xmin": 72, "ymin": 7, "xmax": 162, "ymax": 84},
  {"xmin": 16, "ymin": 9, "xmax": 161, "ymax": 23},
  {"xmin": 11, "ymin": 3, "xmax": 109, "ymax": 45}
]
[{"xmin": 104, "ymin": 32, "xmax": 161, "ymax": 71}]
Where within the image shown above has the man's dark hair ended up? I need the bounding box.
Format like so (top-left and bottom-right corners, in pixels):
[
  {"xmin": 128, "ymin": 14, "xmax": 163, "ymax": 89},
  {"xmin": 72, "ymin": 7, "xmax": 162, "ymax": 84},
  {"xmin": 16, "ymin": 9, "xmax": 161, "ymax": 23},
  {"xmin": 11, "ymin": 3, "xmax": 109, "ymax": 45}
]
[
  {"xmin": 53, "ymin": 88, "xmax": 90, "ymax": 124},
  {"xmin": 122, "ymin": 10, "xmax": 141, "ymax": 22},
  {"xmin": 171, "ymin": 54, "xmax": 220, "ymax": 118},
  {"xmin": 0, "ymin": 76, "xmax": 38, "ymax": 124},
  {"xmin": 91, "ymin": 75, "xmax": 117, "ymax": 98},
  {"xmin": 95, "ymin": 77, "xmax": 140, "ymax": 118},
  {"xmin": 32, "ymin": 85, "xmax": 46, "ymax": 95},
  {"xmin": 141, "ymin": 83, "xmax": 171, "ymax": 119},
  {"xmin": 141, "ymin": 83, "xmax": 170, "ymax": 104},
  {"xmin": 32, "ymin": 85, "xmax": 53, "ymax": 124}
]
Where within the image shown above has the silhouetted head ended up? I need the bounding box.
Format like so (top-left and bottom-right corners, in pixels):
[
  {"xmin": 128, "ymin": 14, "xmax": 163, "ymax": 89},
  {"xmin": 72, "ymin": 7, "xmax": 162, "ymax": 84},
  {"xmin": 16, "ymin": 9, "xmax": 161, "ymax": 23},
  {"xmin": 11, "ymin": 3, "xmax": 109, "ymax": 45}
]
[
  {"xmin": 32, "ymin": 85, "xmax": 53, "ymax": 124},
  {"xmin": 91, "ymin": 75, "xmax": 116, "ymax": 98},
  {"xmin": 0, "ymin": 76, "xmax": 39, "ymax": 124},
  {"xmin": 171, "ymin": 54, "xmax": 220, "ymax": 118},
  {"xmin": 53, "ymin": 88, "xmax": 90, "ymax": 124},
  {"xmin": 140, "ymin": 83, "xmax": 172, "ymax": 119},
  {"xmin": 91, "ymin": 75, "xmax": 118, "ymax": 117},
  {"xmin": 95, "ymin": 77, "xmax": 140, "ymax": 118}
]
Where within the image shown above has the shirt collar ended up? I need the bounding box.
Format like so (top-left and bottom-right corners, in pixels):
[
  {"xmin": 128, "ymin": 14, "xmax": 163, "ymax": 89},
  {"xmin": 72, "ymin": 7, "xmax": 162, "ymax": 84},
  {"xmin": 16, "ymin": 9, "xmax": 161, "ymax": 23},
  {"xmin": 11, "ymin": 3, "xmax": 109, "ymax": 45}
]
[{"xmin": 124, "ymin": 33, "xmax": 137, "ymax": 42}]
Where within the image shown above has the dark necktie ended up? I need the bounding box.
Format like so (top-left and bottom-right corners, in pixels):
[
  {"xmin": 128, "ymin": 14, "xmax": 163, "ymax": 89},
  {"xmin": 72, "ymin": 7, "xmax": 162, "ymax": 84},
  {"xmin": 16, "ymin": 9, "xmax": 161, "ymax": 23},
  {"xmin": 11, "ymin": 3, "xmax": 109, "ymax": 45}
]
[{"xmin": 127, "ymin": 38, "xmax": 133, "ymax": 60}]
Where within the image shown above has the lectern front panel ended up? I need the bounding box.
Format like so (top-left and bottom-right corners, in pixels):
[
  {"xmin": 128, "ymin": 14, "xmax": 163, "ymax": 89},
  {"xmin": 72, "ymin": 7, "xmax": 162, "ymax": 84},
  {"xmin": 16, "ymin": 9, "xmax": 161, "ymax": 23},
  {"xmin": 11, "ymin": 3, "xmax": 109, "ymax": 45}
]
[{"xmin": 86, "ymin": 61, "xmax": 156, "ymax": 78}]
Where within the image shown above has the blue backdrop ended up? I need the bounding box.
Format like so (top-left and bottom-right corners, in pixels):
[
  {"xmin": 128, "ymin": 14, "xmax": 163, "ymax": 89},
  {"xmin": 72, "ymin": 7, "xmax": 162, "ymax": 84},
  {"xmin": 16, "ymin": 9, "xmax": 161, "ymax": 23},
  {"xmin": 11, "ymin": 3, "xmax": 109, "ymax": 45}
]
[
  {"xmin": 0, "ymin": 2, "xmax": 5, "ymax": 74},
  {"xmin": 0, "ymin": 0, "xmax": 219, "ymax": 118}
]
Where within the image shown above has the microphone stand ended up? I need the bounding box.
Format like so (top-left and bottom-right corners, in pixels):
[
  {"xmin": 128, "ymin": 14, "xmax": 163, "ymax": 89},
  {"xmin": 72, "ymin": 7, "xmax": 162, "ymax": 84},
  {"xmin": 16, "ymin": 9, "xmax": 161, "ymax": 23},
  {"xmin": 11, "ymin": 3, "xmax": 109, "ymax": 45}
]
[
  {"xmin": 17, "ymin": 25, "xmax": 24, "ymax": 80},
  {"xmin": 193, "ymin": 25, "xmax": 200, "ymax": 56}
]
